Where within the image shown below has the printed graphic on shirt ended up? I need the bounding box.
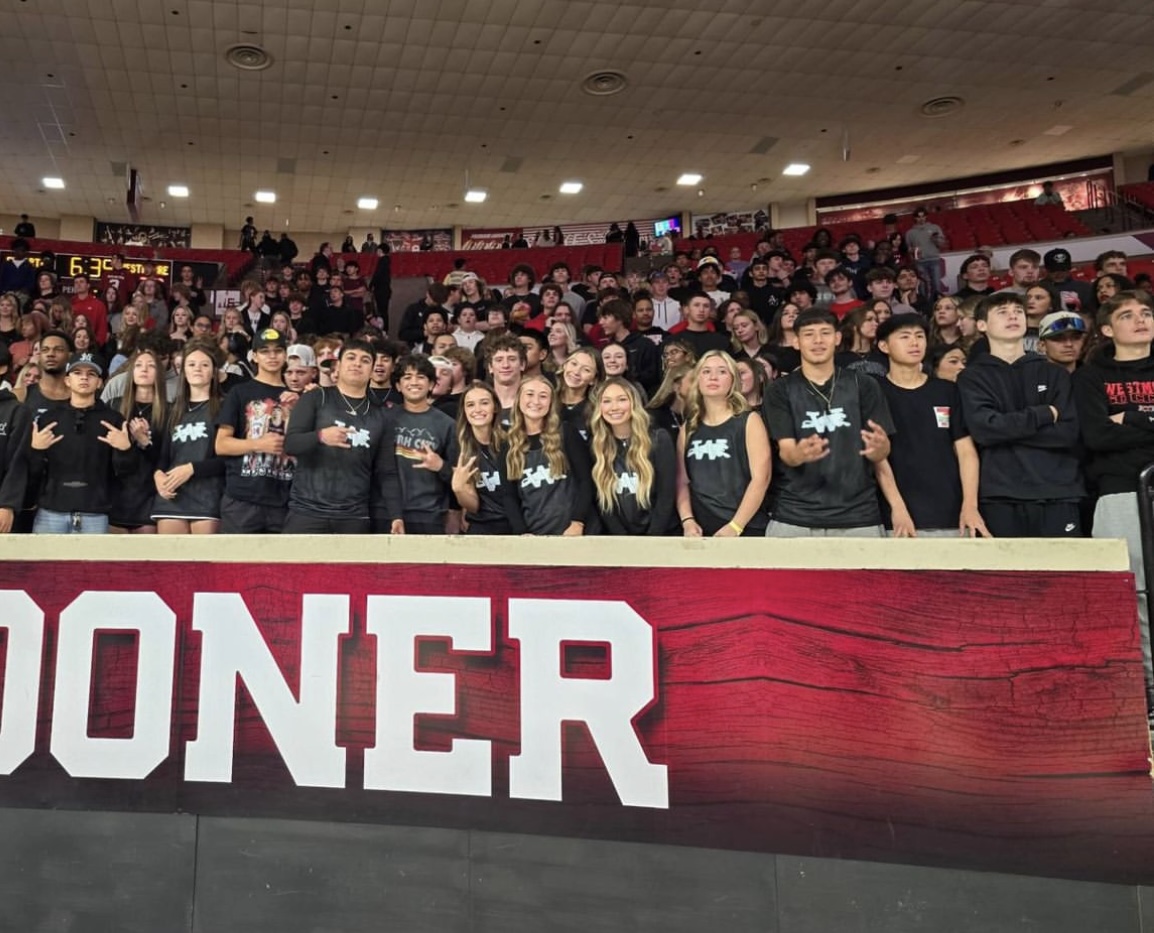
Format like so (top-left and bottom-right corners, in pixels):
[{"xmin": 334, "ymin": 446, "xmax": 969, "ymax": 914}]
[
  {"xmin": 477, "ymin": 471, "xmax": 501, "ymax": 492},
  {"xmin": 1105, "ymin": 379, "xmax": 1154, "ymax": 407},
  {"xmin": 615, "ymin": 472, "xmax": 640, "ymax": 495},
  {"xmin": 334, "ymin": 419, "xmax": 371, "ymax": 448},
  {"xmin": 686, "ymin": 438, "xmax": 731, "ymax": 460},
  {"xmin": 173, "ymin": 421, "xmax": 209, "ymax": 444},
  {"xmin": 241, "ymin": 399, "xmax": 294, "ymax": 481},
  {"xmin": 0, "ymin": 421, "xmax": 7, "ymax": 437},
  {"xmin": 521, "ymin": 464, "xmax": 564, "ymax": 488},
  {"xmin": 933, "ymin": 406, "xmax": 951, "ymax": 429},
  {"xmin": 394, "ymin": 423, "xmax": 442, "ymax": 460},
  {"xmin": 800, "ymin": 407, "xmax": 851, "ymax": 434}
]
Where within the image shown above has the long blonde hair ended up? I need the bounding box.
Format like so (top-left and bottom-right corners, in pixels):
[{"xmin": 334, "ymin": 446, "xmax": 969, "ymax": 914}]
[
  {"xmin": 505, "ymin": 375, "xmax": 567, "ymax": 480},
  {"xmin": 589, "ymin": 377, "xmax": 655, "ymax": 513},
  {"xmin": 647, "ymin": 362, "xmax": 693, "ymax": 410},
  {"xmin": 455, "ymin": 381, "xmax": 505, "ymax": 463},
  {"xmin": 684, "ymin": 350, "xmax": 747, "ymax": 438}
]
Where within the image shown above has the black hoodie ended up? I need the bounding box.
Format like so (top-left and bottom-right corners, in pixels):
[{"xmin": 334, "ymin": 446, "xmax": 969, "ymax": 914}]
[
  {"xmin": 1073, "ymin": 345, "xmax": 1154, "ymax": 497},
  {"xmin": 957, "ymin": 351, "xmax": 1083, "ymax": 501},
  {"xmin": 0, "ymin": 387, "xmax": 30, "ymax": 512}
]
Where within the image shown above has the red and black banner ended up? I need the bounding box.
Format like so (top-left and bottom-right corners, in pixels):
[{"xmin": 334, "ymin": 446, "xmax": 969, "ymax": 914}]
[{"xmin": 0, "ymin": 561, "xmax": 1151, "ymax": 883}]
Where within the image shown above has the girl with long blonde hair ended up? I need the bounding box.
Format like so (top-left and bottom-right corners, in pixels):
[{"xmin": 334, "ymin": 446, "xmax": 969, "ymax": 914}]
[
  {"xmin": 676, "ymin": 349, "xmax": 771, "ymax": 537},
  {"xmin": 451, "ymin": 381, "xmax": 510, "ymax": 535},
  {"xmin": 646, "ymin": 361, "xmax": 694, "ymax": 442},
  {"xmin": 502, "ymin": 375, "xmax": 592, "ymax": 535},
  {"xmin": 589, "ymin": 377, "xmax": 677, "ymax": 535}
]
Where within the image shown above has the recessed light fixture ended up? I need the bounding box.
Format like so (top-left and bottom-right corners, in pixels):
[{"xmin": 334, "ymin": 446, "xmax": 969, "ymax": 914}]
[
  {"xmin": 357, "ymin": 197, "xmax": 379, "ymax": 210},
  {"xmin": 559, "ymin": 181, "xmax": 583, "ymax": 194},
  {"xmin": 167, "ymin": 184, "xmax": 189, "ymax": 197},
  {"xmin": 676, "ymin": 173, "xmax": 702, "ymax": 186},
  {"xmin": 254, "ymin": 190, "xmax": 276, "ymax": 203},
  {"xmin": 42, "ymin": 177, "xmax": 65, "ymax": 189},
  {"xmin": 464, "ymin": 189, "xmax": 488, "ymax": 203},
  {"xmin": 782, "ymin": 163, "xmax": 810, "ymax": 176}
]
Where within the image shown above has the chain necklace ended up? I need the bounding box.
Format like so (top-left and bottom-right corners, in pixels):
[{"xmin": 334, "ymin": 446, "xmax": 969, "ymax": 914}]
[
  {"xmin": 803, "ymin": 369, "xmax": 837, "ymax": 411},
  {"xmin": 337, "ymin": 389, "xmax": 370, "ymax": 418}
]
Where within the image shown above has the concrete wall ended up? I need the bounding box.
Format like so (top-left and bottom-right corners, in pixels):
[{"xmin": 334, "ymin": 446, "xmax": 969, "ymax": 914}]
[{"xmin": 0, "ymin": 808, "xmax": 1146, "ymax": 933}]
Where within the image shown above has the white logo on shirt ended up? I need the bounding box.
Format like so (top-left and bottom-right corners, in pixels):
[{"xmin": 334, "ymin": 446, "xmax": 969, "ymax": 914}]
[
  {"xmin": 0, "ymin": 422, "xmax": 7, "ymax": 437},
  {"xmin": 477, "ymin": 471, "xmax": 501, "ymax": 493},
  {"xmin": 173, "ymin": 421, "xmax": 208, "ymax": 443},
  {"xmin": 522, "ymin": 464, "xmax": 564, "ymax": 488},
  {"xmin": 686, "ymin": 438, "xmax": 730, "ymax": 460},
  {"xmin": 1037, "ymin": 384, "xmax": 1048, "ymax": 393},
  {"xmin": 335, "ymin": 419, "xmax": 370, "ymax": 448},
  {"xmin": 800, "ymin": 407, "xmax": 851, "ymax": 434},
  {"xmin": 615, "ymin": 472, "xmax": 639, "ymax": 495}
]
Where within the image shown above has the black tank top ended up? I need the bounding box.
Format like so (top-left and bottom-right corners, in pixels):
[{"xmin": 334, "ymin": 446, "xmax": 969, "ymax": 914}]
[{"xmin": 684, "ymin": 410, "xmax": 765, "ymax": 536}]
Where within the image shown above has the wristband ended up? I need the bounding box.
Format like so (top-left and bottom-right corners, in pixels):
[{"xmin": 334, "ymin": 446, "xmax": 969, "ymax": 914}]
[
  {"xmin": 317, "ymin": 429, "xmax": 324, "ymax": 443},
  {"xmin": 680, "ymin": 516, "xmax": 694, "ymax": 525},
  {"xmin": 728, "ymin": 520, "xmax": 744, "ymax": 535}
]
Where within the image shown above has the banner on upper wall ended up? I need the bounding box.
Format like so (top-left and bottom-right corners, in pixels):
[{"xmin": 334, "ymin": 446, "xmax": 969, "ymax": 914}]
[
  {"xmin": 0, "ymin": 558, "xmax": 1151, "ymax": 884},
  {"xmin": 461, "ymin": 219, "xmax": 661, "ymax": 250},
  {"xmin": 691, "ymin": 209, "xmax": 770, "ymax": 238},
  {"xmin": 95, "ymin": 222, "xmax": 192, "ymax": 249},
  {"xmin": 380, "ymin": 229, "xmax": 453, "ymax": 252}
]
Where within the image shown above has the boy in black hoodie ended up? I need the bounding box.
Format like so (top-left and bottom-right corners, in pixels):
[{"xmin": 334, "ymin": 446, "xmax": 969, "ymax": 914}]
[
  {"xmin": 0, "ymin": 345, "xmax": 30, "ymax": 533},
  {"xmin": 957, "ymin": 293, "xmax": 1084, "ymax": 537},
  {"xmin": 29, "ymin": 352, "xmax": 136, "ymax": 534},
  {"xmin": 1073, "ymin": 290, "xmax": 1154, "ymax": 703}
]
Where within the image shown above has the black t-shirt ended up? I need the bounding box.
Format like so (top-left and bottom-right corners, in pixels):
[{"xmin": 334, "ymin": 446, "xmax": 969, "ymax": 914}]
[
  {"xmin": 743, "ymin": 282, "xmax": 786, "ymax": 320},
  {"xmin": 683, "ymin": 410, "xmax": 766, "ymax": 536},
  {"xmin": 878, "ymin": 377, "xmax": 968, "ymax": 530},
  {"xmin": 674, "ymin": 329, "xmax": 730, "ymax": 358},
  {"xmin": 391, "ymin": 405, "xmax": 459, "ymax": 523},
  {"xmin": 153, "ymin": 400, "xmax": 227, "ymax": 520},
  {"xmin": 215, "ymin": 379, "xmax": 296, "ymax": 507},
  {"xmin": 763, "ymin": 368, "xmax": 894, "ymax": 528},
  {"xmin": 464, "ymin": 441, "xmax": 509, "ymax": 531},
  {"xmin": 501, "ymin": 424, "xmax": 593, "ymax": 535},
  {"xmin": 599, "ymin": 430, "xmax": 678, "ymax": 536},
  {"xmin": 835, "ymin": 348, "xmax": 889, "ymax": 380}
]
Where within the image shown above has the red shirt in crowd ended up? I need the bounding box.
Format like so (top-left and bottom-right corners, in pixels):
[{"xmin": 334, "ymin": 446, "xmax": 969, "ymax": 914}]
[
  {"xmin": 830, "ymin": 298, "xmax": 864, "ymax": 321},
  {"xmin": 101, "ymin": 268, "xmax": 137, "ymax": 306},
  {"xmin": 71, "ymin": 294, "xmax": 109, "ymax": 344}
]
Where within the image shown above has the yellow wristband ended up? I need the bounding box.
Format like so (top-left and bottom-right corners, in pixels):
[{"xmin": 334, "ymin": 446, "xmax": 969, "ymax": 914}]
[{"xmin": 728, "ymin": 520, "xmax": 744, "ymax": 535}]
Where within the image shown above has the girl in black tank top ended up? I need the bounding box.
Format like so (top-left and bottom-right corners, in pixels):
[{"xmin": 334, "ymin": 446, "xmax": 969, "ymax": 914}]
[
  {"xmin": 451, "ymin": 381, "xmax": 511, "ymax": 535},
  {"xmin": 676, "ymin": 350, "xmax": 772, "ymax": 537}
]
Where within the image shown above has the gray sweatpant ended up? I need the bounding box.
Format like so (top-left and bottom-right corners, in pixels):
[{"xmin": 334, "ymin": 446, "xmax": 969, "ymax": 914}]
[{"xmin": 1094, "ymin": 492, "xmax": 1152, "ymax": 686}]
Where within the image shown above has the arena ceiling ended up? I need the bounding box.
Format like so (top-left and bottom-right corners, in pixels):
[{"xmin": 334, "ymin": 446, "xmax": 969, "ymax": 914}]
[{"xmin": 2, "ymin": 0, "xmax": 1154, "ymax": 233}]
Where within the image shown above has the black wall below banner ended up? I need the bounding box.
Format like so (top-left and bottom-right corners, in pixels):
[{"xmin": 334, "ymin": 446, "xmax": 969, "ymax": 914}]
[{"xmin": 0, "ymin": 808, "xmax": 1149, "ymax": 933}]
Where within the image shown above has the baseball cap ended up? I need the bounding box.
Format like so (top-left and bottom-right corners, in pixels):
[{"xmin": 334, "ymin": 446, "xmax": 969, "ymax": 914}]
[
  {"xmin": 428, "ymin": 355, "xmax": 453, "ymax": 370},
  {"xmin": 1043, "ymin": 248, "xmax": 1072, "ymax": 272},
  {"xmin": 286, "ymin": 344, "xmax": 317, "ymax": 368},
  {"xmin": 696, "ymin": 256, "xmax": 723, "ymax": 272},
  {"xmin": 252, "ymin": 328, "xmax": 288, "ymax": 351},
  {"xmin": 647, "ymin": 269, "xmax": 669, "ymax": 282},
  {"xmin": 66, "ymin": 352, "xmax": 103, "ymax": 376},
  {"xmin": 1038, "ymin": 311, "xmax": 1087, "ymax": 340}
]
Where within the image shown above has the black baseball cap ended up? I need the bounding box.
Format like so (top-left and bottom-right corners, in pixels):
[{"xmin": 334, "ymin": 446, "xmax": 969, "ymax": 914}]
[
  {"xmin": 1044, "ymin": 248, "xmax": 1072, "ymax": 271},
  {"xmin": 66, "ymin": 352, "xmax": 103, "ymax": 376},
  {"xmin": 252, "ymin": 328, "xmax": 288, "ymax": 351}
]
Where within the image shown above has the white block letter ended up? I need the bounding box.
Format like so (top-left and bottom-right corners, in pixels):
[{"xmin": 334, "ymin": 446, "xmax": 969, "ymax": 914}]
[
  {"xmin": 185, "ymin": 593, "xmax": 348, "ymax": 788},
  {"xmin": 509, "ymin": 599, "xmax": 668, "ymax": 808},
  {"xmin": 50, "ymin": 592, "xmax": 175, "ymax": 780},
  {"xmin": 364, "ymin": 596, "xmax": 492, "ymax": 797},
  {"xmin": 0, "ymin": 591, "xmax": 44, "ymax": 775}
]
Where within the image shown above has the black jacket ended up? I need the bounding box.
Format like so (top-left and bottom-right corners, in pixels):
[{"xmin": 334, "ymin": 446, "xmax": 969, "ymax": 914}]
[
  {"xmin": 0, "ymin": 388, "xmax": 30, "ymax": 511},
  {"xmin": 621, "ymin": 331, "xmax": 661, "ymax": 395},
  {"xmin": 1073, "ymin": 346, "xmax": 1154, "ymax": 497},
  {"xmin": 29, "ymin": 400, "xmax": 138, "ymax": 514},
  {"xmin": 957, "ymin": 351, "xmax": 1083, "ymax": 501}
]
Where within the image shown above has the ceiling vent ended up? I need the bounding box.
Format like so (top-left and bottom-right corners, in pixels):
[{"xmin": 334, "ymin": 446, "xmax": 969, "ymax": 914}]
[
  {"xmin": 920, "ymin": 96, "xmax": 964, "ymax": 118},
  {"xmin": 225, "ymin": 44, "xmax": 273, "ymax": 71},
  {"xmin": 581, "ymin": 70, "xmax": 628, "ymax": 96}
]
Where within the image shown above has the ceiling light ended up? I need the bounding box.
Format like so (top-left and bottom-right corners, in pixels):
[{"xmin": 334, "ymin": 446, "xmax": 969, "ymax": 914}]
[
  {"xmin": 167, "ymin": 185, "xmax": 189, "ymax": 197},
  {"xmin": 254, "ymin": 190, "xmax": 276, "ymax": 203},
  {"xmin": 559, "ymin": 181, "xmax": 583, "ymax": 195},
  {"xmin": 676, "ymin": 173, "xmax": 702, "ymax": 186},
  {"xmin": 357, "ymin": 197, "xmax": 379, "ymax": 210},
  {"xmin": 782, "ymin": 163, "xmax": 810, "ymax": 176},
  {"xmin": 42, "ymin": 177, "xmax": 65, "ymax": 189},
  {"xmin": 464, "ymin": 189, "xmax": 488, "ymax": 203}
]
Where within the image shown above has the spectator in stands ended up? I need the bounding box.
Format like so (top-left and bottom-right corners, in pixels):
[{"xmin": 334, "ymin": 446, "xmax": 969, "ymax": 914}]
[
  {"xmin": 596, "ymin": 298, "xmax": 660, "ymax": 395},
  {"xmin": 34, "ymin": 270, "xmax": 59, "ymax": 303},
  {"xmin": 368, "ymin": 340, "xmax": 403, "ymax": 408},
  {"xmin": 661, "ymin": 339, "xmax": 696, "ymax": 374},
  {"xmin": 283, "ymin": 344, "xmax": 317, "ymax": 393},
  {"xmin": 1034, "ymin": 181, "xmax": 1064, "ymax": 207},
  {"xmin": 557, "ymin": 346, "xmax": 601, "ymax": 438},
  {"xmin": 502, "ymin": 263, "xmax": 541, "ymax": 317},
  {"xmin": 1042, "ymin": 248, "xmax": 1094, "ymax": 317},
  {"xmin": 1037, "ymin": 311, "xmax": 1088, "ymax": 374},
  {"xmin": 360, "ymin": 233, "xmax": 379, "ymax": 254},
  {"xmin": 450, "ymin": 381, "xmax": 509, "ymax": 535},
  {"xmin": 310, "ymin": 242, "xmax": 335, "ymax": 277},
  {"xmin": 930, "ymin": 344, "xmax": 967, "ymax": 382},
  {"xmin": 677, "ymin": 350, "xmax": 770, "ymax": 537},
  {"xmin": 836, "ymin": 305, "xmax": 887, "ymax": 378},
  {"xmin": 1094, "ymin": 273, "xmax": 1134, "ymax": 312},
  {"xmin": 895, "ymin": 266, "xmax": 931, "ymax": 315},
  {"xmin": 955, "ymin": 254, "xmax": 996, "ymax": 301},
  {"xmin": 214, "ymin": 328, "xmax": 299, "ymax": 533},
  {"xmin": 277, "ymin": 232, "xmax": 298, "ymax": 266},
  {"xmin": 590, "ymin": 377, "xmax": 677, "ymax": 536},
  {"xmin": 515, "ymin": 331, "xmax": 549, "ymax": 384},
  {"xmin": 957, "ymin": 294, "xmax": 1083, "ymax": 537},
  {"xmin": 501, "ymin": 374, "xmax": 592, "ymax": 535},
  {"xmin": 647, "ymin": 361, "xmax": 693, "ymax": 442},
  {"xmin": 458, "ymin": 272, "xmax": 497, "ymax": 319},
  {"xmin": 788, "ymin": 280, "xmax": 817, "ymax": 311},
  {"xmin": 998, "ymin": 249, "xmax": 1042, "ymax": 296},
  {"xmin": 138, "ymin": 278, "xmax": 169, "ymax": 330},
  {"xmin": 929, "ymin": 295, "xmax": 962, "ymax": 347},
  {"xmin": 864, "ymin": 267, "xmax": 916, "ymax": 315},
  {"xmin": 808, "ymin": 250, "xmax": 840, "ymax": 307},
  {"xmin": 765, "ymin": 302, "xmax": 801, "ymax": 373},
  {"xmin": 398, "ymin": 283, "xmax": 449, "ymax": 346},
  {"xmin": 631, "ymin": 292, "xmax": 664, "ymax": 347},
  {"xmin": 673, "ymin": 293, "xmax": 729, "ymax": 358},
  {"xmin": 905, "ymin": 207, "xmax": 947, "ymax": 297},
  {"xmin": 696, "ymin": 257, "xmax": 730, "ymax": 307},
  {"xmin": 740, "ymin": 257, "xmax": 786, "ymax": 322},
  {"xmin": 0, "ymin": 343, "xmax": 30, "ymax": 532},
  {"xmin": 874, "ymin": 314, "xmax": 986, "ymax": 538},
  {"xmin": 1095, "ymin": 250, "xmax": 1128, "ymax": 277},
  {"xmin": 645, "ymin": 270, "xmax": 681, "ymax": 331},
  {"xmin": 729, "ymin": 308, "xmax": 769, "ymax": 362},
  {"xmin": 762, "ymin": 308, "xmax": 893, "ymax": 538},
  {"xmin": 13, "ymin": 214, "xmax": 35, "ymax": 238},
  {"xmin": 453, "ymin": 305, "xmax": 484, "ymax": 352},
  {"xmin": 839, "ymin": 235, "xmax": 871, "ymax": 285},
  {"xmin": 1074, "ymin": 290, "xmax": 1154, "ymax": 706},
  {"xmin": 101, "ymin": 253, "xmax": 137, "ymax": 307},
  {"xmin": 107, "ymin": 348, "xmax": 168, "ymax": 534},
  {"xmin": 69, "ymin": 273, "xmax": 109, "ymax": 345},
  {"xmin": 239, "ymin": 217, "xmax": 257, "ymax": 252},
  {"xmin": 736, "ymin": 357, "xmax": 768, "ymax": 408}
]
